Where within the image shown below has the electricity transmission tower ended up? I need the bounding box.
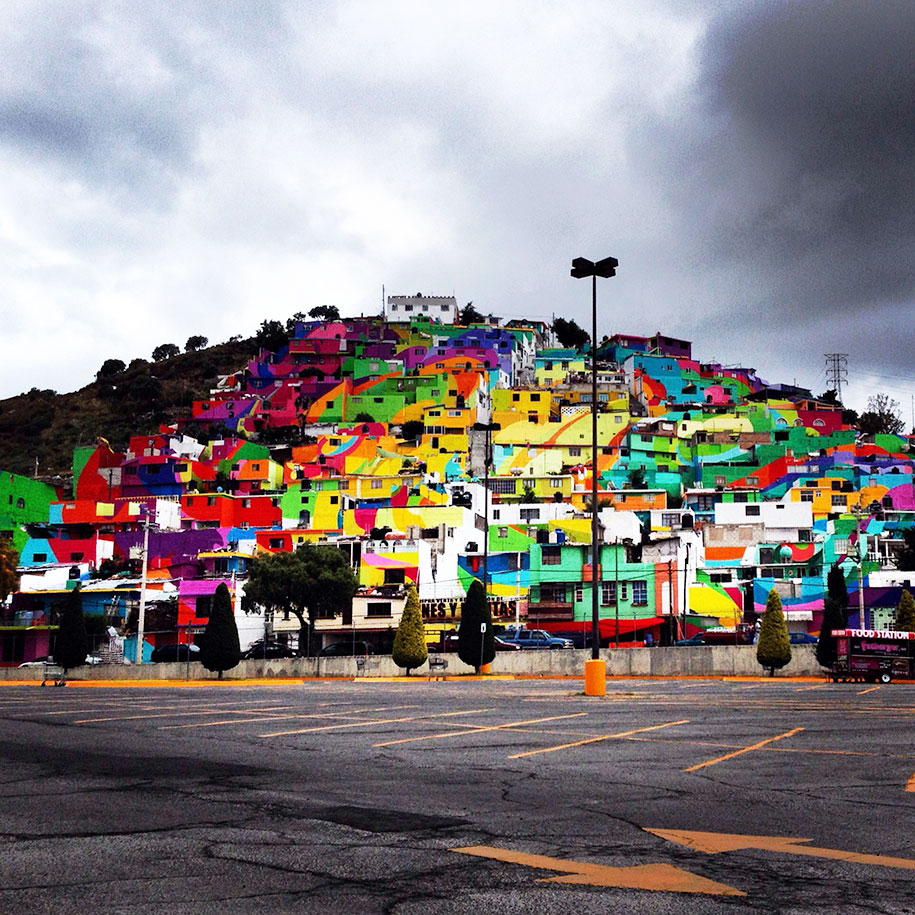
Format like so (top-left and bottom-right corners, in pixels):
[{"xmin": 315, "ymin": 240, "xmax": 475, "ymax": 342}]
[{"xmin": 824, "ymin": 353, "xmax": 848, "ymax": 403}]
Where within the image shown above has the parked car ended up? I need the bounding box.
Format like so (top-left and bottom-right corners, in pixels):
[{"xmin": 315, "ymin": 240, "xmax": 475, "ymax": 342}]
[
  {"xmin": 499, "ymin": 628, "xmax": 574, "ymax": 649},
  {"xmin": 789, "ymin": 632, "xmax": 818, "ymax": 644},
  {"xmin": 675, "ymin": 633, "xmax": 706, "ymax": 646},
  {"xmin": 319, "ymin": 640, "xmax": 375, "ymax": 657},
  {"xmin": 150, "ymin": 643, "xmax": 201, "ymax": 663},
  {"xmin": 440, "ymin": 634, "xmax": 521, "ymax": 652},
  {"xmin": 241, "ymin": 640, "xmax": 298, "ymax": 660}
]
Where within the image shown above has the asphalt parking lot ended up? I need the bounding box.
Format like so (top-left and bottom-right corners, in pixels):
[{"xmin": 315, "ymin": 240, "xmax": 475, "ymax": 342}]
[{"xmin": 2, "ymin": 677, "xmax": 915, "ymax": 913}]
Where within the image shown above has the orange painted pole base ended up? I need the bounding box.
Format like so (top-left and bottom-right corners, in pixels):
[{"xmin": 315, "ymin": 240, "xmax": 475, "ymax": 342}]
[
  {"xmin": 584, "ymin": 658, "xmax": 606, "ymax": 696},
  {"xmin": 480, "ymin": 663, "xmax": 492, "ymax": 674}
]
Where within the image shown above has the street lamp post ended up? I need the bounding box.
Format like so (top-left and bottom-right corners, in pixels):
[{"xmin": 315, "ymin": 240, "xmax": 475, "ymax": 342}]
[
  {"xmin": 571, "ymin": 256, "xmax": 618, "ymax": 661},
  {"xmin": 571, "ymin": 255, "xmax": 618, "ymax": 697}
]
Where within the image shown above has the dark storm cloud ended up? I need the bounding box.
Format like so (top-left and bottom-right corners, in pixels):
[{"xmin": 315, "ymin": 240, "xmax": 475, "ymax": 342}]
[
  {"xmin": 0, "ymin": 1, "xmax": 289, "ymax": 204},
  {"xmin": 650, "ymin": 0, "xmax": 915, "ymax": 321}
]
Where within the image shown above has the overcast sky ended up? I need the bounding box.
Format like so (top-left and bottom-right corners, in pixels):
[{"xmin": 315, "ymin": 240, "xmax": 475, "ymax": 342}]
[{"xmin": 2, "ymin": 0, "xmax": 913, "ymax": 416}]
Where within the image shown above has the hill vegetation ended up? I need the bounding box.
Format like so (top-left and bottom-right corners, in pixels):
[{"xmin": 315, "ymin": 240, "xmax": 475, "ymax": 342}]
[{"xmin": 0, "ymin": 338, "xmax": 256, "ymax": 481}]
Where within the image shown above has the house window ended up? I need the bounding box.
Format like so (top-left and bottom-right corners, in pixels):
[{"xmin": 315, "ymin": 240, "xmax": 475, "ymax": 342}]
[
  {"xmin": 541, "ymin": 545, "xmax": 561, "ymax": 565},
  {"xmin": 632, "ymin": 580, "xmax": 648, "ymax": 605},
  {"xmin": 330, "ymin": 495, "xmax": 338, "ymax": 505},
  {"xmin": 383, "ymin": 569, "xmax": 405, "ymax": 585},
  {"xmin": 146, "ymin": 465, "xmax": 160, "ymax": 475},
  {"xmin": 520, "ymin": 508, "xmax": 539, "ymax": 521},
  {"xmin": 661, "ymin": 513, "xmax": 680, "ymax": 527},
  {"xmin": 800, "ymin": 491, "xmax": 814, "ymax": 502},
  {"xmin": 831, "ymin": 495, "xmax": 846, "ymax": 507},
  {"xmin": 195, "ymin": 596, "xmax": 214, "ymax": 619},
  {"xmin": 569, "ymin": 447, "xmax": 581, "ymax": 457},
  {"xmin": 70, "ymin": 552, "xmax": 84, "ymax": 561},
  {"xmin": 366, "ymin": 601, "xmax": 392, "ymax": 617},
  {"xmin": 550, "ymin": 478, "xmax": 562, "ymax": 488},
  {"xmin": 746, "ymin": 505, "xmax": 761, "ymax": 516},
  {"xmin": 371, "ymin": 479, "xmax": 384, "ymax": 490},
  {"xmin": 269, "ymin": 537, "xmax": 285, "ymax": 549},
  {"xmin": 715, "ymin": 476, "xmax": 726, "ymax": 486},
  {"xmin": 601, "ymin": 581, "xmax": 617, "ymax": 605},
  {"xmin": 498, "ymin": 527, "xmax": 508, "ymax": 538},
  {"xmin": 747, "ymin": 476, "xmax": 759, "ymax": 486},
  {"xmin": 339, "ymin": 479, "xmax": 349, "ymax": 490},
  {"xmin": 575, "ymin": 585, "xmax": 584, "ymax": 602},
  {"xmin": 488, "ymin": 479, "xmax": 516, "ymax": 494}
]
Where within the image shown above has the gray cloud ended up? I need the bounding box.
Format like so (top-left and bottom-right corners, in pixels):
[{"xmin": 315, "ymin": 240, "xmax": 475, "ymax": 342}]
[{"xmin": 0, "ymin": 1, "xmax": 911, "ymax": 413}]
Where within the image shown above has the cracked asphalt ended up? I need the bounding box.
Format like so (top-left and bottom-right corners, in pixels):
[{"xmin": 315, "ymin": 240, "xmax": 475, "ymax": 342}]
[{"xmin": 2, "ymin": 677, "xmax": 915, "ymax": 914}]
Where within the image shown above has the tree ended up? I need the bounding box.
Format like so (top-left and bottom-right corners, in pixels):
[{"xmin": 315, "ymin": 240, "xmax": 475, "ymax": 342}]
[
  {"xmin": 457, "ymin": 580, "xmax": 495, "ymax": 673},
  {"xmin": 54, "ymin": 588, "xmax": 88, "ymax": 673},
  {"xmin": 199, "ymin": 583, "xmax": 241, "ymax": 678},
  {"xmin": 392, "ymin": 585, "xmax": 427, "ymax": 674},
  {"xmin": 627, "ymin": 466, "xmax": 647, "ymax": 489},
  {"xmin": 817, "ymin": 388, "xmax": 842, "ymax": 407},
  {"xmin": 897, "ymin": 529, "xmax": 915, "ymax": 572},
  {"xmin": 96, "ymin": 359, "xmax": 126, "ymax": 382},
  {"xmin": 816, "ymin": 595, "xmax": 846, "ymax": 669},
  {"xmin": 0, "ymin": 540, "xmax": 19, "ymax": 603},
  {"xmin": 895, "ymin": 589, "xmax": 915, "ymax": 632},
  {"xmin": 552, "ymin": 317, "xmax": 589, "ymax": 350},
  {"xmin": 857, "ymin": 394, "xmax": 904, "ymax": 435},
  {"xmin": 308, "ymin": 305, "xmax": 340, "ymax": 322},
  {"xmin": 152, "ymin": 343, "xmax": 180, "ymax": 362},
  {"xmin": 459, "ymin": 302, "xmax": 483, "ymax": 324},
  {"xmin": 285, "ymin": 311, "xmax": 308, "ymax": 333},
  {"xmin": 185, "ymin": 335, "xmax": 209, "ymax": 352},
  {"xmin": 756, "ymin": 589, "xmax": 792, "ymax": 676},
  {"xmin": 254, "ymin": 319, "xmax": 288, "ymax": 352},
  {"xmin": 826, "ymin": 564, "xmax": 849, "ymax": 624},
  {"xmin": 243, "ymin": 545, "xmax": 356, "ymax": 656},
  {"xmin": 402, "ymin": 420, "xmax": 424, "ymax": 441}
]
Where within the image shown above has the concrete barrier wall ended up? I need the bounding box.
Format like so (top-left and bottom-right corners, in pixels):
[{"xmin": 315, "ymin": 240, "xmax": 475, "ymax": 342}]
[{"xmin": 0, "ymin": 645, "xmax": 823, "ymax": 681}]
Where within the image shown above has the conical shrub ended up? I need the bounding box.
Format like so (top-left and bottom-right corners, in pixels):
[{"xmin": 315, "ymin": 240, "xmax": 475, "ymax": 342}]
[
  {"xmin": 896, "ymin": 589, "xmax": 915, "ymax": 632},
  {"xmin": 756, "ymin": 588, "xmax": 791, "ymax": 676},
  {"xmin": 200, "ymin": 583, "xmax": 241, "ymax": 678},
  {"xmin": 458, "ymin": 580, "xmax": 495, "ymax": 673},
  {"xmin": 392, "ymin": 585, "xmax": 427, "ymax": 674}
]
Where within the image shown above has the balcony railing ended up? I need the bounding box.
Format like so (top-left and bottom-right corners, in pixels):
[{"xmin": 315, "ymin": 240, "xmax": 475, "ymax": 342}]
[{"xmin": 526, "ymin": 600, "xmax": 574, "ymax": 621}]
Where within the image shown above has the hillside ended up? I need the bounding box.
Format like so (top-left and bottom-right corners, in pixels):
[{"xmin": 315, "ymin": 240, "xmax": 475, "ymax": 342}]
[{"xmin": 0, "ymin": 339, "xmax": 256, "ymax": 481}]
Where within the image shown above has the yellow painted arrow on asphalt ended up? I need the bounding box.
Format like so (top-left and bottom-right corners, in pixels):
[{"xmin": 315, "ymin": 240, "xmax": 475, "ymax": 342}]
[
  {"xmin": 451, "ymin": 845, "xmax": 745, "ymax": 895},
  {"xmin": 646, "ymin": 829, "xmax": 915, "ymax": 871}
]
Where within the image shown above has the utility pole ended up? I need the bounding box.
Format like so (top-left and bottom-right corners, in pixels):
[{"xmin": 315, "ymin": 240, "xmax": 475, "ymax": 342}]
[
  {"xmin": 136, "ymin": 511, "xmax": 151, "ymax": 665},
  {"xmin": 824, "ymin": 353, "xmax": 848, "ymax": 403}
]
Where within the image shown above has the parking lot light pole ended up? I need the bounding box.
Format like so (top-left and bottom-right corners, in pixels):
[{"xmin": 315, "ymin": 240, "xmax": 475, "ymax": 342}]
[{"xmin": 571, "ymin": 255, "xmax": 618, "ymax": 696}]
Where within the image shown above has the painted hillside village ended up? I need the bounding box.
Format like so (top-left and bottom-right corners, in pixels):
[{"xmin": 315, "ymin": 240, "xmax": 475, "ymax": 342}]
[{"xmin": 2, "ymin": 293, "xmax": 915, "ymax": 667}]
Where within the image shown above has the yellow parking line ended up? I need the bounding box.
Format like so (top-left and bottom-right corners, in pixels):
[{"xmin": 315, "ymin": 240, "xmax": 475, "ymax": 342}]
[
  {"xmin": 685, "ymin": 727, "xmax": 805, "ymax": 772},
  {"xmin": 373, "ymin": 713, "xmax": 588, "ymax": 748},
  {"xmin": 508, "ymin": 719, "xmax": 690, "ymax": 759},
  {"xmin": 858, "ymin": 686, "xmax": 880, "ymax": 695},
  {"xmin": 259, "ymin": 708, "xmax": 494, "ymax": 739},
  {"xmin": 74, "ymin": 705, "xmax": 301, "ymax": 724},
  {"xmin": 797, "ymin": 684, "xmax": 826, "ymax": 691},
  {"xmin": 161, "ymin": 705, "xmax": 456, "ymax": 731},
  {"xmin": 77, "ymin": 702, "xmax": 420, "ymax": 725}
]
